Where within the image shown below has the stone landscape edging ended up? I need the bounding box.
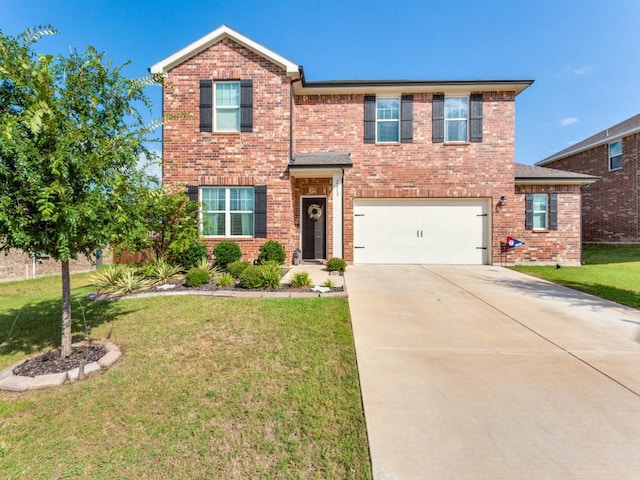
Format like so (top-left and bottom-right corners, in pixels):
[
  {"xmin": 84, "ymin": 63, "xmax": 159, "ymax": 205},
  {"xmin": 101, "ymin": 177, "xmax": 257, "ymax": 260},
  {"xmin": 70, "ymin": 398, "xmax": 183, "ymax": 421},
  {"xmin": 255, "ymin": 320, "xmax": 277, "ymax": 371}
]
[{"xmin": 0, "ymin": 340, "xmax": 122, "ymax": 392}]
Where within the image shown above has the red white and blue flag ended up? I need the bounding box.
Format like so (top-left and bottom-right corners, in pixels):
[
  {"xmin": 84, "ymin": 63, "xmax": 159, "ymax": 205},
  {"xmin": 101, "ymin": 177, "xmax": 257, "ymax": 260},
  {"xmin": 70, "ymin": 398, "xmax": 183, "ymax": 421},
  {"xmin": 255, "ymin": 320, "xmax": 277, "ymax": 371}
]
[{"xmin": 506, "ymin": 236, "xmax": 524, "ymax": 249}]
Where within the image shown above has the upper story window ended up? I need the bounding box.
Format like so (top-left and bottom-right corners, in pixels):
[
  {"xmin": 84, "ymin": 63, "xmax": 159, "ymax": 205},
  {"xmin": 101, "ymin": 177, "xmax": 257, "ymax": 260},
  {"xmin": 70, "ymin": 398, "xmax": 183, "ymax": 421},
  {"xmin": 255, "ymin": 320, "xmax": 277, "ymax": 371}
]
[
  {"xmin": 364, "ymin": 95, "xmax": 413, "ymax": 144},
  {"xmin": 202, "ymin": 186, "xmax": 254, "ymax": 237},
  {"xmin": 376, "ymin": 98, "xmax": 400, "ymax": 143},
  {"xmin": 199, "ymin": 79, "xmax": 253, "ymax": 133},
  {"xmin": 214, "ymin": 82, "xmax": 240, "ymax": 132},
  {"xmin": 433, "ymin": 94, "xmax": 482, "ymax": 143},
  {"xmin": 609, "ymin": 141, "xmax": 622, "ymax": 170},
  {"xmin": 444, "ymin": 97, "xmax": 469, "ymax": 142}
]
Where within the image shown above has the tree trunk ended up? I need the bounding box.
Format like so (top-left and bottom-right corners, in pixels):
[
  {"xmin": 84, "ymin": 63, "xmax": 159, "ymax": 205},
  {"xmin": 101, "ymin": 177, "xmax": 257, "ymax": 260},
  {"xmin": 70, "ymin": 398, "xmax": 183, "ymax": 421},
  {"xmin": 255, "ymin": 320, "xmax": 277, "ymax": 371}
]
[{"xmin": 61, "ymin": 259, "xmax": 72, "ymax": 358}]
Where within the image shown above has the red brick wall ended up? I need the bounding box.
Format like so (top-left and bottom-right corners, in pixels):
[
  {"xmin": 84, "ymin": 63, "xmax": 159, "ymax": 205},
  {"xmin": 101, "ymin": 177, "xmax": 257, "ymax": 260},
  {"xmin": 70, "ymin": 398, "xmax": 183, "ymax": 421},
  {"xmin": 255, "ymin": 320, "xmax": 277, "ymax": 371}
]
[
  {"xmin": 294, "ymin": 92, "xmax": 517, "ymax": 263},
  {"xmin": 542, "ymin": 133, "xmax": 639, "ymax": 242},
  {"xmin": 0, "ymin": 250, "xmax": 102, "ymax": 282},
  {"xmin": 162, "ymin": 38, "xmax": 295, "ymax": 262},
  {"xmin": 504, "ymin": 185, "xmax": 583, "ymax": 265}
]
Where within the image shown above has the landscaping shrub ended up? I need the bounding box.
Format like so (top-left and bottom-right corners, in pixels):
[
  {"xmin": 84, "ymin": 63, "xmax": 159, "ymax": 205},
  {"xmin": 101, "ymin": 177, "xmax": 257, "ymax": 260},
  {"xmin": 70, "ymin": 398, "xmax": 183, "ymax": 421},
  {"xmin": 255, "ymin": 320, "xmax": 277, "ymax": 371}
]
[
  {"xmin": 91, "ymin": 264, "xmax": 126, "ymax": 293},
  {"xmin": 185, "ymin": 267, "xmax": 211, "ymax": 287},
  {"xmin": 148, "ymin": 258, "xmax": 183, "ymax": 283},
  {"xmin": 180, "ymin": 242, "xmax": 209, "ymax": 270},
  {"xmin": 260, "ymin": 261, "xmax": 283, "ymax": 289},
  {"xmin": 112, "ymin": 270, "xmax": 152, "ymax": 295},
  {"xmin": 326, "ymin": 257, "xmax": 346, "ymax": 273},
  {"xmin": 290, "ymin": 271, "xmax": 312, "ymax": 288},
  {"xmin": 258, "ymin": 240, "xmax": 286, "ymax": 265},
  {"xmin": 227, "ymin": 260, "xmax": 251, "ymax": 278},
  {"xmin": 213, "ymin": 241, "xmax": 242, "ymax": 270},
  {"xmin": 238, "ymin": 265, "xmax": 264, "ymax": 289},
  {"xmin": 196, "ymin": 257, "xmax": 222, "ymax": 278},
  {"xmin": 216, "ymin": 272, "xmax": 234, "ymax": 287}
]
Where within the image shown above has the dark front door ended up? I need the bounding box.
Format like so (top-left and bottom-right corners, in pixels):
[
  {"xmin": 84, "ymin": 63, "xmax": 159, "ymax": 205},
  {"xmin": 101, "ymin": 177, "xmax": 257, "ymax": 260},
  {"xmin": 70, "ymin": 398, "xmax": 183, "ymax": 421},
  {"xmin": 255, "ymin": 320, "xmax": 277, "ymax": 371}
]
[{"xmin": 302, "ymin": 197, "xmax": 326, "ymax": 260}]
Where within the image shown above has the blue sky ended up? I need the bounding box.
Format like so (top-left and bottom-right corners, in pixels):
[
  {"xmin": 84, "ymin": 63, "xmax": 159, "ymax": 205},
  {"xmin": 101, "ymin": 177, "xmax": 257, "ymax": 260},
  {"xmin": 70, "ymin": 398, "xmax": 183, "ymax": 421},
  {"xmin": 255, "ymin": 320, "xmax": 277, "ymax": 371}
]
[{"xmin": 3, "ymin": 0, "xmax": 640, "ymax": 165}]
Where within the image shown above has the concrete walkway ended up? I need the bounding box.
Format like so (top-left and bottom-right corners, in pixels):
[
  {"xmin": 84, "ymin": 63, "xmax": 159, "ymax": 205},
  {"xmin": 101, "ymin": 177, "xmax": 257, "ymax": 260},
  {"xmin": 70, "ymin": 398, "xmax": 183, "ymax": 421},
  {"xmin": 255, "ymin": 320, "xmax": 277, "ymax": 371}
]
[{"xmin": 347, "ymin": 265, "xmax": 640, "ymax": 480}]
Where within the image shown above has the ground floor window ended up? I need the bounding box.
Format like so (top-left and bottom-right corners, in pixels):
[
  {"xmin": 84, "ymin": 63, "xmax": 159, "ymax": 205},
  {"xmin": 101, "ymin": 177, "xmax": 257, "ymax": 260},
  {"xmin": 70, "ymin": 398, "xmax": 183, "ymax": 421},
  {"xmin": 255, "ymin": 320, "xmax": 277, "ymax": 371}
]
[{"xmin": 201, "ymin": 187, "xmax": 254, "ymax": 237}]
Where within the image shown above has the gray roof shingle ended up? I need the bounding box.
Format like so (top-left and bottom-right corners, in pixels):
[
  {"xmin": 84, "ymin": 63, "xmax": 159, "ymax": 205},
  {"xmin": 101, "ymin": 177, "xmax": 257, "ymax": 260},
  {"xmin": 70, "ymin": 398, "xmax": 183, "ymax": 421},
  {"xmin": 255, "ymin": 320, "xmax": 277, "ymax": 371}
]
[
  {"xmin": 515, "ymin": 163, "xmax": 598, "ymax": 182},
  {"xmin": 290, "ymin": 152, "xmax": 352, "ymax": 167}
]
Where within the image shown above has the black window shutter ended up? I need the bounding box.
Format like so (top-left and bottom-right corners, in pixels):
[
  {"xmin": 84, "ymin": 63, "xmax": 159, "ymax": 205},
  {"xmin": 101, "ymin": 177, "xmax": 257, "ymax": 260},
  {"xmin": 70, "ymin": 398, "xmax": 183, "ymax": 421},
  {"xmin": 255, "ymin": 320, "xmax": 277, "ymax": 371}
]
[
  {"xmin": 254, "ymin": 185, "xmax": 267, "ymax": 238},
  {"xmin": 199, "ymin": 80, "xmax": 213, "ymax": 132},
  {"xmin": 432, "ymin": 94, "xmax": 444, "ymax": 143},
  {"xmin": 240, "ymin": 79, "xmax": 253, "ymax": 132},
  {"xmin": 186, "ymin": 185, "xmax": 199, "ymax": 219},
  {"xmin": 470, "ymin": 93, "xmax": 483, "ymax": 143},
  {"xmin": 525, "ymin": 193, "xmax": 533, "ymax": 230},
  {"xmin": 364, "ymin": 95, "xmax": 376, "ymax": 143},
  {"xmin": 401, "ymin": 94, "xmax": 413, "ymax": 143},
  {"xmin": 549, "ymin": 193, "xmax": 558, "ymax": 230}
]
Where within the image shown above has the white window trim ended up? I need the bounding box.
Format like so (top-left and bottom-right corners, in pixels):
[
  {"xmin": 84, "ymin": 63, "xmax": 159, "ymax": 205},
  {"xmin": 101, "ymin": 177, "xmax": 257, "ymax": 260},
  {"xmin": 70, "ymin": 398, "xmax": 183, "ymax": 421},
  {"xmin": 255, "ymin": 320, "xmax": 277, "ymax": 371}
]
[
  {"xmin": 532, "ymin": 193, "xmax": 548, "ymax": 230},
  {"xmin": 214, "ymin": 81, "xmax": 240, "ymax": 133},
  {"xmin": 444, "ymin": 96, "xmax": 469, "ymax": 143},
  {"xmin": 201, "ymin": 186, "xmax": 254, "ymax": 238},
  {"xmin": 608, "ymin": 140, "xmax": 623, "ymax": 171},
  {"xmin": 375, "ymin": 96, "xmax": 400, "ymax": 143}
]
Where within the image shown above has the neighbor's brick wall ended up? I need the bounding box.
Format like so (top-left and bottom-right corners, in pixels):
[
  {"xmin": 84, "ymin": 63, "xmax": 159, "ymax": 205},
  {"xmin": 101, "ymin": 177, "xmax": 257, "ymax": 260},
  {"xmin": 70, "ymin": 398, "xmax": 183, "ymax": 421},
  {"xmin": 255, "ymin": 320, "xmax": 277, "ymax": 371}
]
[
  {"xmin": 294, "ymin": 92, "xmax": 517, "ymax": 263},
  {"xmin": 162, "ymin": 38, "xmax": 296, "ymax": 262},
  {"xmin": 505, "ymin": 185, "xmax": 583, "ymax": 265},
  {"xmin": 543, "ymin": 133, "xmax": 639, "ymax": 243},
  {"xmin": 0, "ymin": 250, "xmax": 101, "ymax": 282}
]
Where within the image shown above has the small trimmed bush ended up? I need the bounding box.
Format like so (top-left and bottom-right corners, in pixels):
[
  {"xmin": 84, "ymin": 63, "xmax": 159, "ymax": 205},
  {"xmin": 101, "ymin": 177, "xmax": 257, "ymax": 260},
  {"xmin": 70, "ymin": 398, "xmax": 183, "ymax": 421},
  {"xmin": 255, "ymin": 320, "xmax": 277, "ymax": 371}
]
[
  {"xmin": 238, "ymin": 265, "xmax": 264, "ymax": 289},
  {"xmin": 227, "ymin": 260, "xmax": 251, "ymax": 278},
  {"xmin": 322, "ymin": 279, "xmax": 335, "ymax": 289},
  {"xmin": 185, "ymin": 267, "xmax": 211, "ymax": 287},
  {"xmin": 260, "ymin": 261, "xmax": 282, "ymax": 290},
  {"xmin": 258, "ymin": 240, "xmax": 286, "ymax": 265},
  {"xmin": 216, "ymin": 272, "xmax": 234, "ymax": 288},
  {"xmin": 180, "ymin": 242, "xmax": 209, "ymax": 270},
  {"xmin": 213, "ymin": 241, "xmax": 242, "ymax": 270},
  {"xmin": 326, "ymin": 257, "xmax": 346, "ymax": 273},
  {"xmin": 290, "ymin": 271, "xmax": 312, "ymax": 288}
]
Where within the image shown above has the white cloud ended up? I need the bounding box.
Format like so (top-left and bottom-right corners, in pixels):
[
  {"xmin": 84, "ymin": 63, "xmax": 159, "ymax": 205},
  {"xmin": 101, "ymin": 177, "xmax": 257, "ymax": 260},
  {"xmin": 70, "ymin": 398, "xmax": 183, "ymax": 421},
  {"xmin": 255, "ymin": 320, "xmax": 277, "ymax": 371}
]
[
  {"xmin": 137, "ymin": 149, "xmax": 162, "ymax": 183},
  {"xmin": 573, "ymin": 66, "xmax": 593, "ymax": 76},
  {"xmin": 561, "ymin": 117, "xmax": 578, "ymax": 127}
]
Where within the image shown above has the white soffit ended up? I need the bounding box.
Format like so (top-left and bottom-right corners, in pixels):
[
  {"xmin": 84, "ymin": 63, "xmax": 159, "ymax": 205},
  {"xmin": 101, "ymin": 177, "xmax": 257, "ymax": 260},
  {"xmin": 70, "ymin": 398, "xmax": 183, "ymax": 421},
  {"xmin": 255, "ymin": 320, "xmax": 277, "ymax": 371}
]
[{"xmin": 150, "ymin": 24, "xmax": 300, "ymax": 76}]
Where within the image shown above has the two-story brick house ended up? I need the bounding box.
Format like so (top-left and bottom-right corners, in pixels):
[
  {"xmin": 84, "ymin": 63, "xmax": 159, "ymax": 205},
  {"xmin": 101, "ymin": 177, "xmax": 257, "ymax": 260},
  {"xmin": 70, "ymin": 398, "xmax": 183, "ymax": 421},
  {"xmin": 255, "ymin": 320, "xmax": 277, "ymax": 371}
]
[
  {"xmin": 537, "ymin": 113, "xmax": 640, "ymax": 243},
  {"xmin": 151, "ymin": 25, "xmax": 595, "ymax": 266}
]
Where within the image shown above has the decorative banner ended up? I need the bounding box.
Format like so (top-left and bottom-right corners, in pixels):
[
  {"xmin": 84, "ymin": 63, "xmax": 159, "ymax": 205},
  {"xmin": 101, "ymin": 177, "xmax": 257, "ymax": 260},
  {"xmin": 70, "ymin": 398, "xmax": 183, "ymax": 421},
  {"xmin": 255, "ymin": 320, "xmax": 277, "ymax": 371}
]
[{"xmin": 506, "ymin": 236, "xmax": 524, "ymax": 249}]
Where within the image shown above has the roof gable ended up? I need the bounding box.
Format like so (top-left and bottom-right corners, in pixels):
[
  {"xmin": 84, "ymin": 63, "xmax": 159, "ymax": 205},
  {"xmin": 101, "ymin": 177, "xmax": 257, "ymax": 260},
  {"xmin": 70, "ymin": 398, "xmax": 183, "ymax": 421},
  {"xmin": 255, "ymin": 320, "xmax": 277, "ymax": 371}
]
[{"xmin": 150, "ymin": 25, "xmax": 300, "ymax": 76}]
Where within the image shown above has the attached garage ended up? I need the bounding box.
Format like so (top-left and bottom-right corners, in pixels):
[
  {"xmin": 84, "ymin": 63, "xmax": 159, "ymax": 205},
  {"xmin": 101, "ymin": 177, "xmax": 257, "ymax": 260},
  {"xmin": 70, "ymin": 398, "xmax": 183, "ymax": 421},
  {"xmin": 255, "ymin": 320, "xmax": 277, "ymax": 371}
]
[{"xmin": 353, "ymin": 198, "xmax": 491, "ymax": 264}]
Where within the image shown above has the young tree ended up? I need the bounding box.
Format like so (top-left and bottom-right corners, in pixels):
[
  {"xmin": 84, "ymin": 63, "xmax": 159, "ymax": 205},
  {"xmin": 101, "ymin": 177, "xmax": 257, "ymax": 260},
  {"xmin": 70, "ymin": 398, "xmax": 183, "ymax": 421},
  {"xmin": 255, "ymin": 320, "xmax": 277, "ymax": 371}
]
[{"xmin": 0, "ymin": 27, "xmax": 158, "ymax": 357}]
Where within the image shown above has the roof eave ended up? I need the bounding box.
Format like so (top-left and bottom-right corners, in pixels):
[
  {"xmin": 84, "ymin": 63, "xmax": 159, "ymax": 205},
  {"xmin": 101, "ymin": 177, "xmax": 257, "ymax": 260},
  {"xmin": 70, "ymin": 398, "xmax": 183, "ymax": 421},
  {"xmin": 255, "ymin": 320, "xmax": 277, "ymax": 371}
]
[
  {"xmin": 149, "ymin": 24, "xmax": 300, "ymax": 77},
  {"xmin": 515, "ymin": 178, "xmax": 598, "ymax": 186}
]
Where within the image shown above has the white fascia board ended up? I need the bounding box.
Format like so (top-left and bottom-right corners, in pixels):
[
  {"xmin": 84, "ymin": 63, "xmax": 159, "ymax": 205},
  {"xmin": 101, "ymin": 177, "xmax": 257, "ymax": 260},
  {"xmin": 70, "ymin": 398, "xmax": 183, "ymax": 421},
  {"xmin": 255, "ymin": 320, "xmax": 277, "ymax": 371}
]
[
  {"xmin": 150, "ymin": 25, "xmax": 300, "ymax": 76},
  {"xmin": 294, "ymin": 81, "xmax": 533, "ymax": 96},
  {"xmin": 515, "ymin": 178, "xmax": 598, "ymax": 186}
]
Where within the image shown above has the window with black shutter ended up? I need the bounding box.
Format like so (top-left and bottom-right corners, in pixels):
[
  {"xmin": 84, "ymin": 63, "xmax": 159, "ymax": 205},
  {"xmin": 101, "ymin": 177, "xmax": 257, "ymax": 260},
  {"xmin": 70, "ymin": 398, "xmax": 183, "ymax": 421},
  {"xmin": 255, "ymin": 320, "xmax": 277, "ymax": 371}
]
[
  {"xmin": 432, "ymin": 94, "xmax": 444, "ymax": 143},
  {"xmin": 199, "ymin": 80, "xmax": 213, "ymax": 132}
]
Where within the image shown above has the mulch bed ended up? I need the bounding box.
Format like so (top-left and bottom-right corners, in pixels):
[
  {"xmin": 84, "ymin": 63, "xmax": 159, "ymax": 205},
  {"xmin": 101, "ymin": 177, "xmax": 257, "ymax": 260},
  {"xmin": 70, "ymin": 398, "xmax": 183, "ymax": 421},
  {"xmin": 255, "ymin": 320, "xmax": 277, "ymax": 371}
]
[
  {"xmin": 13, "ymin": 345, "xmax": 107, "ymax": 377},
  {"xmin": 145, "ymin": 278, "xmax": 344, "ymax": 294}
]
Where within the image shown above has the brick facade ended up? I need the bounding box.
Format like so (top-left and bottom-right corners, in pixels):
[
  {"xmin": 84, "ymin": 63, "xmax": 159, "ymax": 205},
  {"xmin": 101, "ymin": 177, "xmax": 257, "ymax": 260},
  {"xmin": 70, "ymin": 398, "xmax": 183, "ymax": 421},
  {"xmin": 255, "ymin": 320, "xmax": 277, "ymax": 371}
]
[
  {"xmin": 155, "ymin": 26, "xmax": 585, "ymax": 266},
  {"xmin": 541, "ymin": 133, "xmax": 640, "ymax": 243}
]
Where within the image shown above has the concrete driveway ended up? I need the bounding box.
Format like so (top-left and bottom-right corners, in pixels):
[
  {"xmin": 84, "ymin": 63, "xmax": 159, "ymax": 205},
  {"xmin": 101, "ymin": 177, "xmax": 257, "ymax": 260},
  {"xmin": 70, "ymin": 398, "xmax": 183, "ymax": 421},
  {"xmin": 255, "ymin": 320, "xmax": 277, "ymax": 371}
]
[{"xmin": 347, "ymin": 265, "xmax": 640, "ymax": 480}]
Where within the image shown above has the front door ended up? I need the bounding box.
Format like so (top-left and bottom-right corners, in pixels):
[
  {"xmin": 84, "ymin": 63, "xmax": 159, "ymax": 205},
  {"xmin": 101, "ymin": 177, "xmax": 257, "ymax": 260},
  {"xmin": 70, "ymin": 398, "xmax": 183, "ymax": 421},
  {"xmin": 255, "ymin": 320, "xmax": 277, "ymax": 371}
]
[{"xmin": 302, "ymin": 197, "xmax": 326, "ymax": 260}]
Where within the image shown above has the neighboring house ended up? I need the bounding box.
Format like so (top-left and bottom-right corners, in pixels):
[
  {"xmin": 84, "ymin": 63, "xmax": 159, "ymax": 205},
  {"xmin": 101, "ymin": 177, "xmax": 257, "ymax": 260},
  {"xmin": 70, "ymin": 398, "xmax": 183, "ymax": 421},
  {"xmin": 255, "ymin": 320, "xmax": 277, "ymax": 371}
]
[
  {"xmin": 537, "ymin": 113, "xmax": 640, "ymax": 243},
  {"xmin": 0, "ymin": 250, "xmax": 100, "ymax": 282},
  {"xmin": 150, "ymin": 25, "xmax": 594, "ymax": 266}
]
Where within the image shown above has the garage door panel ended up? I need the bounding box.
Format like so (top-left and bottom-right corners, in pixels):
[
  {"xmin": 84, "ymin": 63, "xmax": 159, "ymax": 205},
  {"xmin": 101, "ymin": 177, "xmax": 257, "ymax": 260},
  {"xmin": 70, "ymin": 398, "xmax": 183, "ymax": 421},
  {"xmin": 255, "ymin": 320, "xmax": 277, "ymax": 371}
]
[{"xmin": 354, "ymin": 199, "xmax": 489, "ymax": 264}]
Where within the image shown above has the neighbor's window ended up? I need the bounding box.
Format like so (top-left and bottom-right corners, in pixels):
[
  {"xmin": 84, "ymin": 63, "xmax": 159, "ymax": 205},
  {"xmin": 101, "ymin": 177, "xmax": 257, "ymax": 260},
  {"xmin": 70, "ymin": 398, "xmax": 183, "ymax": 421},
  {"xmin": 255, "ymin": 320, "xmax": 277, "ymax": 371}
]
[
  {"xmin": 376, "ymin": 97, "xmax": 400, "ymax": 142},
  {"xmin": 445, "ymin": 96, "xmax": 469, "ymax": 142},
  {"xmin": 214, "ymin": 81, "xmax": 240, "ymax": 132},
  {"xmin": 532, "ymin": 193, "xmax": 548, "ymax": 230},
  {"xmin": 201, "ymin": 187, "xmax": 254, "ymax": 236},
  {"xmin": 609, "ymin": 141, "xmax": 622, "ymax": 170}
]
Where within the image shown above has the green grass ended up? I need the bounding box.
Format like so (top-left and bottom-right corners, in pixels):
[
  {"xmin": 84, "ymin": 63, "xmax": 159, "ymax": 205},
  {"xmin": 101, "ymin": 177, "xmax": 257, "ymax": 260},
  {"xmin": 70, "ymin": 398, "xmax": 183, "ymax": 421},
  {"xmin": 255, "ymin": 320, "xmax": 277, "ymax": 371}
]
[
  {"xmin": 0, "ymin": 274, "xmax": 372, "ymax": 479},
  {"xmin": 513, "ymin": 244, "xmax": 640, "ymax": 309}
]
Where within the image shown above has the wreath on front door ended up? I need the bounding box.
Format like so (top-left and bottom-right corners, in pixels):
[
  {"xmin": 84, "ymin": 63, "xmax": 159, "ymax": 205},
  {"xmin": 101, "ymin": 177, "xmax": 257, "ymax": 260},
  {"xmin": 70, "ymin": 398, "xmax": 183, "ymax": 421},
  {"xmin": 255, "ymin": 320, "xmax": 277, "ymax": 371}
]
[{"xmin": 308, "ymin": 203, "xmax": 323, "ymax": 221}]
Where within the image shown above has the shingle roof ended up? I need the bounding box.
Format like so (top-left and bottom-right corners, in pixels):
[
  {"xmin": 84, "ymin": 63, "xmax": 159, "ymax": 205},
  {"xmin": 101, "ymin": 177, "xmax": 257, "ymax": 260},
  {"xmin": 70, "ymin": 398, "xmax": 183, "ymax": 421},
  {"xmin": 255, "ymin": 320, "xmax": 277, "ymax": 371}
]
[
  {"xmin": 290, "ymin": 152, "xmax": 352, "ymax": 167},
  {"xmin": 515, "ymin": 163, "xmax": 598, "ymax": 184},
  {"xmin": 537, "ymin": 113, "xmax": 640, "ymax": 165}
]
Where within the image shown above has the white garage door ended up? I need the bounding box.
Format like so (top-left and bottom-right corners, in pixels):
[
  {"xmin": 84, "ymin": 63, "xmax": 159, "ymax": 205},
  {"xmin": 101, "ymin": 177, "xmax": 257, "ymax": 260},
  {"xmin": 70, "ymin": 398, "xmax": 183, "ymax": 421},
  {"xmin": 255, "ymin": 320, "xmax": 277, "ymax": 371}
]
[{"xmin": 353, "ymin": 198, "xmax": 490, "ymax": 264}]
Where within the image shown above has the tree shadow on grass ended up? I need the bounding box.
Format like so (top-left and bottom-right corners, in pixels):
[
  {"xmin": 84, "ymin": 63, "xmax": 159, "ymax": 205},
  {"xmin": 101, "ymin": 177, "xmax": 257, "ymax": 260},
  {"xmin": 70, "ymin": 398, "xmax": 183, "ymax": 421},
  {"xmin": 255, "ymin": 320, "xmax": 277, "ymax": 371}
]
[{"xmin": 0, "ymin": 292, "xmax": 138, "ymax": 358}]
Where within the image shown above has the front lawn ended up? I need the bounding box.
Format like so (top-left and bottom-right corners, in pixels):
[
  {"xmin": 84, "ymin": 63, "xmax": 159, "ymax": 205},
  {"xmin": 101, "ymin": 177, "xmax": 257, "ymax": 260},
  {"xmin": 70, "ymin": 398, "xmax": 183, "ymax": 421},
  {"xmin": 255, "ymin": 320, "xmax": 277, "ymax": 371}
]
[
  {"xmin": 0, "ymin": 274, "xmax": 371, "ymax": 479},
  {"xmin": 513, "ymin": 244, "xmax": 640, "ymax": 309}
]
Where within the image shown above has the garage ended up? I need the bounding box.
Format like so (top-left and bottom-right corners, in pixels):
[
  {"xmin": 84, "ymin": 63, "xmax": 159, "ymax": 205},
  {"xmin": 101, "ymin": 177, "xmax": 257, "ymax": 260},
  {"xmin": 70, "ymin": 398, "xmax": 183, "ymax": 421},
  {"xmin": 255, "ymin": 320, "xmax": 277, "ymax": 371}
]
[{"xmin": 353, "ymin": 198, "xmax": 490, "ymax": 264}]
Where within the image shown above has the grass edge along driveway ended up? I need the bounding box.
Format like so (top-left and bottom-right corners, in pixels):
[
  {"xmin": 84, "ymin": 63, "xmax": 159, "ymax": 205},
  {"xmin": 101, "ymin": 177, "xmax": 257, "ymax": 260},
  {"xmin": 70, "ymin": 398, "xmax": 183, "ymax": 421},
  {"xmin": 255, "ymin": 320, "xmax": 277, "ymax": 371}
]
[
  {"xmin": 512, "ymin": 244, "xmax": 640, "ymax": 310},
  {"xmin": 0, "ymin": 274, "xmax": 372, "ymax": 480}
]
